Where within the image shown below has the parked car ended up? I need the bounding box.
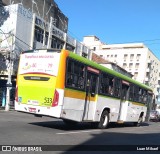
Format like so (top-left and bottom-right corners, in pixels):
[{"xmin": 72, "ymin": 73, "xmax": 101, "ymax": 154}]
[{"xmin": 150, "ymin": 110, "xmax": 160, "ymax": 122}]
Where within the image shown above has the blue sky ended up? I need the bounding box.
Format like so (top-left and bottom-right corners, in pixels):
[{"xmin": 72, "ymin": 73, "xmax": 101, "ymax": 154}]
[{"xmin": 55, "ymin": 0, "xmax": 160, "ymax": 59}]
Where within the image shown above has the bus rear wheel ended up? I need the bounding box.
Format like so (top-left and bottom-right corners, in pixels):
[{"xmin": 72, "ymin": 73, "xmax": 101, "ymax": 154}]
[{"xmin": 97, "ymin": 110, "xmax": 109, "ymax": 129}]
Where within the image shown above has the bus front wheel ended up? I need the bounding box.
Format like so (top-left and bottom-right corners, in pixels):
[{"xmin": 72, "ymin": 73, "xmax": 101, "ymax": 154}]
[
  {"xmin": 98, "ymin": 110, "xmax": 109, "ymax": 129},
  {"xmin": 133, "ymin": 116, "xmax": 143, "ymax": 127}
]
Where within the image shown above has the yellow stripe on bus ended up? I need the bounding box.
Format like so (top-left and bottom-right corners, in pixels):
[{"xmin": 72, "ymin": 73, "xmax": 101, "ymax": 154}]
[
  {"xmin": 64, "ymin": 88, "xmax": 97, "ymax": 102},
  {"xmin": 131, "ymin": 102, "xmax": 146, "ymax": 106}
]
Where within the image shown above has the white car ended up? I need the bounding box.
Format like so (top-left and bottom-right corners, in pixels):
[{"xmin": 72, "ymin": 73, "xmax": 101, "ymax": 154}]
[{"xmin": 150, "ymin": 110, "xmax": 160, "ymax": 122}]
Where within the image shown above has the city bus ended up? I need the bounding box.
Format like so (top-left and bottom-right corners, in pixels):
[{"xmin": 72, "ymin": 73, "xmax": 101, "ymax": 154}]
[{"xmin": 15, "ymin": 49, "xmax": 153, "ymax": 128}]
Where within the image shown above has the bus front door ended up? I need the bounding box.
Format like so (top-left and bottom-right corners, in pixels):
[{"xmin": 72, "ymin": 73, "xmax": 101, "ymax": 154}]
[{"xmin": 83, "ymin": 72, "xmax": 98, "ymax": 121}]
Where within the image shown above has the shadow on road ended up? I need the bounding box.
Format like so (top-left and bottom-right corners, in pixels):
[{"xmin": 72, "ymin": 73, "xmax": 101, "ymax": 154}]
[{"xmin": 29, "ymin": 120, "xmax": 149, "ymax": 131}]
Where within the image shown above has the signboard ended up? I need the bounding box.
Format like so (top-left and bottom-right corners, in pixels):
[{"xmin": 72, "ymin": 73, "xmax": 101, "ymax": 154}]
[{"xmin": 19, "ymin": 53, "xmax": 60, "ymax": 76}]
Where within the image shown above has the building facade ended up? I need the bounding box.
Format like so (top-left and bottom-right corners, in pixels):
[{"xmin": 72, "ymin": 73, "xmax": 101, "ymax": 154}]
[
  {"xmin": 83, "ymin": 36, "xmax": 160, "ymax": 105},
  {"xmin": 0, "ymin": 3, "xmax": 91, "ymax": 76},
  {"xmin": 0, "ymin": 1, "xmax": 91, "ymax": 107},
  {"xmin": 1, "ymin": 0, "xmax": 68, "ymax": 32}
]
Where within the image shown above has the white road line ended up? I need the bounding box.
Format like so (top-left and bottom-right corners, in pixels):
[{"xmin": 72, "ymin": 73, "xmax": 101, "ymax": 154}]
[{"xmin": 56, "ymin": 129, "xmax": 103, "ymax": 135}]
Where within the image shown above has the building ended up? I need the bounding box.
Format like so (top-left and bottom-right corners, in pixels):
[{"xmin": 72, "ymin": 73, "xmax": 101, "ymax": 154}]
[
  {"xmin": 83, "ymin": 35, "xmax": 105, "ymax": 51},
  {"xmin": 92, "ymin": 53, "xmax": 133, "ymax": 78},
  {"xmin": 0, "ymin": 1, "xmax": 91, "ymax": 107},
  {"xmin": 1, "ymin": 0, "xmax": 68, "ymax": 33},
  {"xmin": 0, "ymin": 2, "xmax": 91, "ymax": 77},
  {"xmin": 83, "ymin": 35, "xmax": 160, "ymax": 105}
]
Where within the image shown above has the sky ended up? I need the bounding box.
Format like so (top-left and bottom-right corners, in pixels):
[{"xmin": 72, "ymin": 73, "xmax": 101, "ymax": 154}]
[{"xmin": 55, "ymin": 0, "xmax": 160, "ymax": 59}]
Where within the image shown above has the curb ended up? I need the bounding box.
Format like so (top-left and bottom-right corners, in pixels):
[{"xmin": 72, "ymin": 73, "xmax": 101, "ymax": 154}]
[{"xmin": 0, "ymin": 107, "xmax": 15, "ymax": 111}]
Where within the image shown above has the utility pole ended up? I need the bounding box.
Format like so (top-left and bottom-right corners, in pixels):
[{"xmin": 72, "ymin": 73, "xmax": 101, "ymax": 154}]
[
  {"xmin": 47, "ymin": 17, "xmax": 53, "ymax": 49},
  {"xmin": 5, "ymin": 33, "xmax": 14, "ymax": 111}
]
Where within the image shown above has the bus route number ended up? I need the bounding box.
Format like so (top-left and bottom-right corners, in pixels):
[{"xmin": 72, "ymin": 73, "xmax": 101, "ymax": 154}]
[{"xmin": 44, "ymin": 97, "xmax": 52, "ymax": 105}]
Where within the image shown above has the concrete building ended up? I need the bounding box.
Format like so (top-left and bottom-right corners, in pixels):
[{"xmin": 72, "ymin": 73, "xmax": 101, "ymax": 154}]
[
  {"xmin": 0, "ymin": 2, "xmax": 91, "ymax": 77},
  {"xmin": 1, "ymin": 0, "xmax": 68, "ymax": 32},
  {"xmin": 92, "ymin": 53, "xmax": 133, "ymax": 78},
  {"xmin": 83, "ymin": 36, "xmax": 160, "ymax": 105},
  {"xmin": 0, "ymin": 1, "xmax": 91, "ymax": 107}
]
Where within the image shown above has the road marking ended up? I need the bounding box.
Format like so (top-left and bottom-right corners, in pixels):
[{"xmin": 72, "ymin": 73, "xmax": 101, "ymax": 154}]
[{"xmin": 56, "ymin": 129, "xmax": 103, "ymax": 135}]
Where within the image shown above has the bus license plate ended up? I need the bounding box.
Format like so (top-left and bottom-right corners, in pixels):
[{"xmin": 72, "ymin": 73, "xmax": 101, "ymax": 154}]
[{"xmin": 28, "ymin": 107, "xmax": 36, "ymax": 113}]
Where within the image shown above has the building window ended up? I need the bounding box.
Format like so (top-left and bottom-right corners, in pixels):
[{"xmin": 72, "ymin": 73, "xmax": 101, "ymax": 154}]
[
  {"xmin": 51, "ymin": 36, "xmax": 64, "ymax": 49},
  {"xmin": 134, "ymin": 72, "xmax": 138, "ymax": 79},
  {"xmin": 123, "ymin": 63, "xmax": 127, "ymax": 69},
  {"xmin": 124, "ymin": 54, "xmax": 128, "ymax": 61},
  {"xmin": 34, "ymin": 26, "xmax": 44, "ymax": 43},
  {"xmin": 129, "ymin": 63, "xmax": 133, "ymax": 69},
  {"xmin": 136, "ymin": 54, "xmax": 141, "ymax": 61},
  {"xmin": 130, "ymin": 54, "xmax": 134, "ymax": 61},
  {"xmin": 135, "ymin": 63, "xmax": 139, "ymax": 69}
]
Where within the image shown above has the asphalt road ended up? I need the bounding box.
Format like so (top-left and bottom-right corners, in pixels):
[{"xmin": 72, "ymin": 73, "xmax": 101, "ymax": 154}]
[{"xmin": 0, "ymin": 110, "xmax": 160, "ymax": 154}]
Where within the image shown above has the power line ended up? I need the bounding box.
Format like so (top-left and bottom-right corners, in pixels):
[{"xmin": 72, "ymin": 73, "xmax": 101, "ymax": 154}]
[{"xmin": 14, "ymin": 35, "xmax": 33, "ymax": 49}]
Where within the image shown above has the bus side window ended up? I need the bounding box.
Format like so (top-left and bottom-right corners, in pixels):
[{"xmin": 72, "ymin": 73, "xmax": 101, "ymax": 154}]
[
  {"xmin": 129, "ymin": 85, "xmax": 134, "ymax": 101},
  {"xmin": 99, "ymin": 73, "xmax": 109, "ymax": 95},
  {"xmin": 108, "ymin": 77, "xmax": 114, "ymax": 96},
  {"xmin": 138, "ymin": 88, "xmax": 142, "ymax": 102},
  {"xmin": 142, "ymin": 90, "xmax": 147, "ymax": 103},
  {"xmin": 77, "ymin": 65, "xmax": 85, "ymax": 89},
  {"xmin": 133, "ymin": 86, "xmax": 139, "ymax": 102},
  {"xmin": 66, "ymin": 58, "xmax": 85, "ymax": 90},
  {"xmin": 121, "ymin": 84, "xmax": 129, "ymax": 100},
  {"xmin": 90, "ymin": 75, "xmax": 98, "ymax": 95},
  {"xmin": 114, "ymin": 78, "xmax": 121, "ymax": 98},
  {"xmin": 99, "ymin": 73, "xmax": 115, "ymax": 96},
  {"xmin": 67, "ymin": 74, "xmax": 73, "ymax": 86}
]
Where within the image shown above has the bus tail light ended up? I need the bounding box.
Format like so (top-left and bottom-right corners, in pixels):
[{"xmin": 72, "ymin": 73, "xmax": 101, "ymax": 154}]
[
  {"xmin": 52, "ymin": 89, "xmax": 59, "ymax": 107},
  {"xmin": 15, "ymin": 87, "xmax": 18, "ymax": 102}
]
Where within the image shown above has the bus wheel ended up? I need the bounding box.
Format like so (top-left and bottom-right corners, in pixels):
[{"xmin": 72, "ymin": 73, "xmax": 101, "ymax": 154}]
[
  {"xmin": 98, "ymin": 110, "xmax": 109, "ymax": 129},
  {"xmin": 134, "ymin": 116, "xmax": 143, "ymax": 127}
]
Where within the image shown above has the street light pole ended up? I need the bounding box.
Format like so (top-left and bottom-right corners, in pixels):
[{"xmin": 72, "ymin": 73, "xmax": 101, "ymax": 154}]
[
  {"xmin": 5, "ymin": 33, "xmax": 14, "ymax": 111},
  {"xmin": 5, "ymin": 58, "xmax": 12, "ymax": 111}
]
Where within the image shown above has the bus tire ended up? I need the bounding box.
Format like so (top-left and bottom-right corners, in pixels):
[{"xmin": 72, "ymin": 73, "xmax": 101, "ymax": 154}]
[
  {"xmin": 134, "ymin": 116, "xmax": 143, "ymax": 127},
  {"xmin": 98, "ymin": 110, "xmax": 109, "ymax": 129}
]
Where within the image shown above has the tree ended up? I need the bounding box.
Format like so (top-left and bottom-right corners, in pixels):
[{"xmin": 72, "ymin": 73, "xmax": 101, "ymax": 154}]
[{"xmin": 0, "ymin": 5, "xmax": 9, "ymax": 27}]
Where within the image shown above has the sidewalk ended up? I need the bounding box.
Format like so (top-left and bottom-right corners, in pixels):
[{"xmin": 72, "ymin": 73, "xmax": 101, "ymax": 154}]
[{"xmin": 0, "ymin": 106, "xmax": 15, "ymax": 111}]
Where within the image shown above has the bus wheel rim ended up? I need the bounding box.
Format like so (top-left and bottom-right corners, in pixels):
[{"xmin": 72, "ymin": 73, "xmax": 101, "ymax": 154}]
[{"xmin": 103, "ymin": 116, "xmax": 108, "ymax": 126}]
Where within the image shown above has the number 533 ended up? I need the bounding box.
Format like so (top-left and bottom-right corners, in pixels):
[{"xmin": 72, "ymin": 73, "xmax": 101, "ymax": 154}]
[{"xmin": 44, "ymin": 97, "xmax": 52, "ymax": 104}]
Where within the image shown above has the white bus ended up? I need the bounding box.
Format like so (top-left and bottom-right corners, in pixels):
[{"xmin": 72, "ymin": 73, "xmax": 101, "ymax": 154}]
[{"xmin": 15, "ymin": 49, "xmax": 153, "ymax": 128}]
